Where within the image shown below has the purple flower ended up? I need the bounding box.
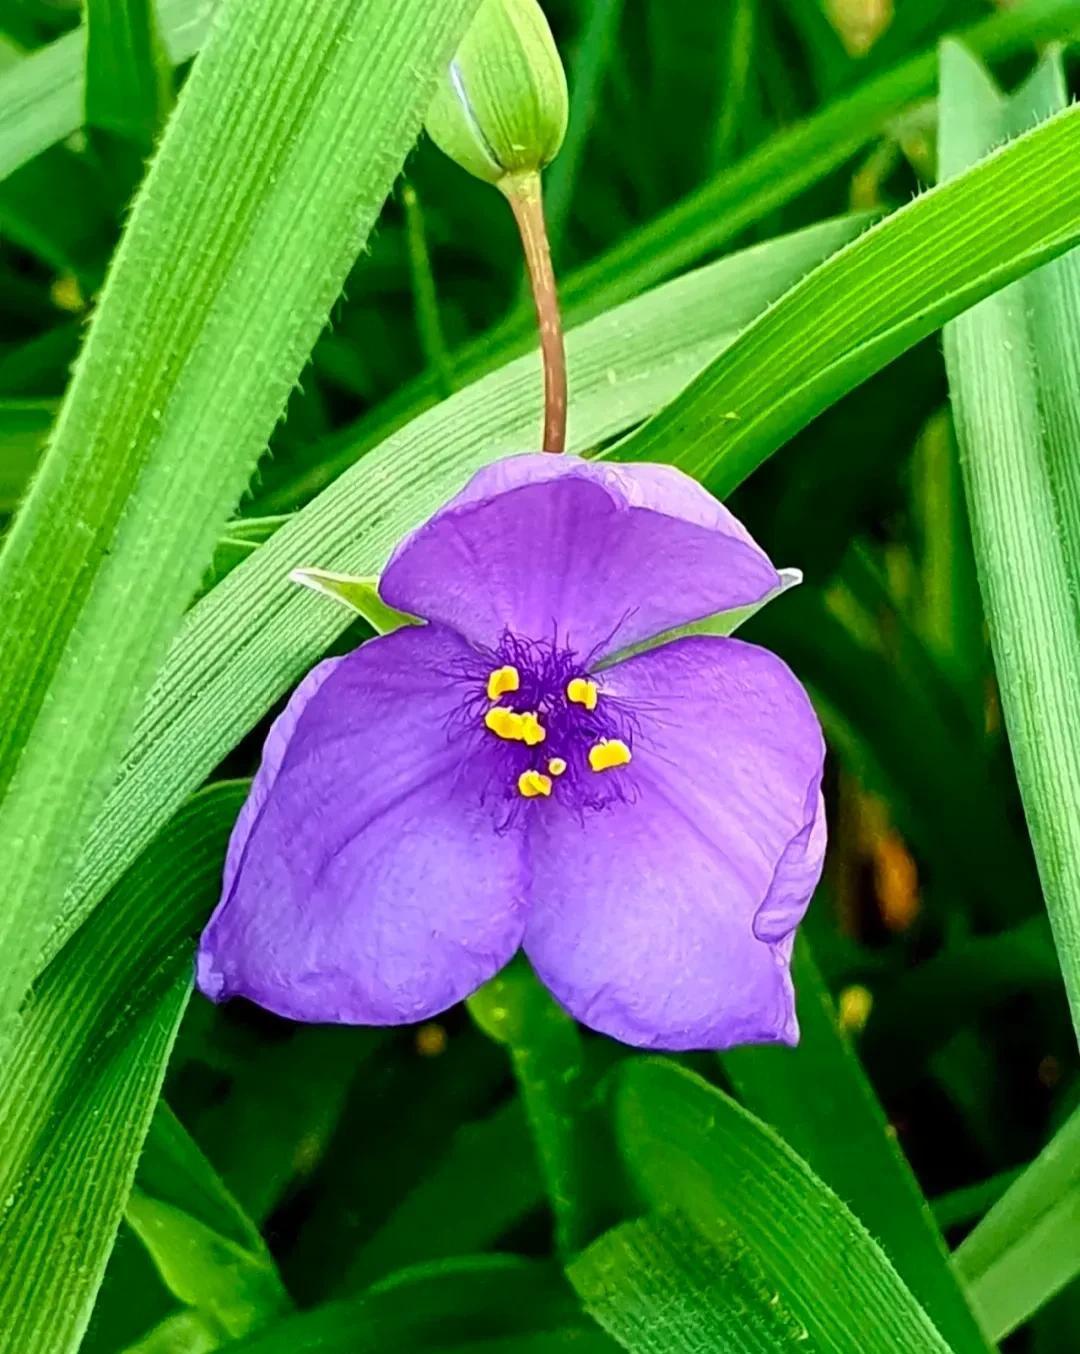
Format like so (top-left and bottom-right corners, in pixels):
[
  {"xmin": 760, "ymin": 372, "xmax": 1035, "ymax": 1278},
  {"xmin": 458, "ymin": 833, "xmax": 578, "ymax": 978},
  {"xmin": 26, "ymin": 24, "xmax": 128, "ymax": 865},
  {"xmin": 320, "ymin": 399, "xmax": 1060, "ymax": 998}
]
[{"xmin": 197, "ymin": 455, "xmax": 825, "ymax": 1050}]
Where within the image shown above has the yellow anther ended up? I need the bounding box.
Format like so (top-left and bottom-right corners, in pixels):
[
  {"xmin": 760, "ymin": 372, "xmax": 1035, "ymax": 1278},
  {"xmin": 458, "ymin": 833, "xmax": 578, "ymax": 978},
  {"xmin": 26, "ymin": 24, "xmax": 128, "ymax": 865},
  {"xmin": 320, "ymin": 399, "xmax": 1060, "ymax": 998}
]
[
  {"xmin": 567, "ymin": 677, "xmax": 598, "ymax": 711},
  {"xmin": 485, "ymin": 706, "xmax": 546, "ymax": 745},
  {"xmin": 519, "ymin": 711, "xmax": 546, "ymax": 746},
  {"xmin": 547, "ymin": 757, "xmax": 567, "ymax": 776},
  {"xmin": 588, "ymin": 738, "xmax": 632, "ymax": 772},
  {"xmin": 485, "ymin": 706, "xmax": 524, "ymax": 740},
  {"xmin": 486, "ymin": 665, "xmax": 520, "ymax": 700},
  {"xmin": 518, "ymin": 769, "xmax": 552, "ymax": 799}
]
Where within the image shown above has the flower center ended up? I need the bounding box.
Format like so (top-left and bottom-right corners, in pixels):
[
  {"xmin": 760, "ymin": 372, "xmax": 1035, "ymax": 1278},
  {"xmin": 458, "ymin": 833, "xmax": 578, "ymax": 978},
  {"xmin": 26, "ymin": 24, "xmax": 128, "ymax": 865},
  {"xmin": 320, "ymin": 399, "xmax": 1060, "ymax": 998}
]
[{"xmin": 450, "ymin": 631, "xmax": 637, "ymax": 817}]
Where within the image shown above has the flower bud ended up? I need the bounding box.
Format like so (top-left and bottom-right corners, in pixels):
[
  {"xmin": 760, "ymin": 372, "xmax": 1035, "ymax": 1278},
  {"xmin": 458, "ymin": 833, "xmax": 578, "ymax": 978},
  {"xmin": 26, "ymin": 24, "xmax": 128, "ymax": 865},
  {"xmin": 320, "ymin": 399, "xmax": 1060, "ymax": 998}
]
[{"xmin": 425, "ymin": 0, "xmax": 568, "ymax": 186}]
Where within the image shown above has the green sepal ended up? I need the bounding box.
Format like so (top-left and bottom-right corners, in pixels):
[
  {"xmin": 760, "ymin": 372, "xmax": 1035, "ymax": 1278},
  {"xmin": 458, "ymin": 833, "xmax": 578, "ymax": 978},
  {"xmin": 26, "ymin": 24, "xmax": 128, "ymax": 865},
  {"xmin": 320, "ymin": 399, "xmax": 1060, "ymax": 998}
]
[
  {"xmin": 288, "ymin": 567, "xmax": 421, "ymax": 634},
  {"xmin": 596, "ymin": 567, "xmax": 803, "ymax": 669}
]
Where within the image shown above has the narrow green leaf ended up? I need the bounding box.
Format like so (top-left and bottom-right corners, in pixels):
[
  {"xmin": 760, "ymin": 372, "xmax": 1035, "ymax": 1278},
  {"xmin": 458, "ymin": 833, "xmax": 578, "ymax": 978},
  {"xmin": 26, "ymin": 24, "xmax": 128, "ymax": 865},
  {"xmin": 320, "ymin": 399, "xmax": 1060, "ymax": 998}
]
[
  {"xmin": 210, "ymin": 1257, "xmax": 609, "ymax": 1353},
  {"xmin": 85, "ymin": 0, "xmax": 172, "ymax": 147},
  {"xmin": 558, "ymin": 0, "xmax": 1080, "ymax": 323},
  {"xmin": 597, "ymin": 567, "xmax": 801, "ymax": 668},
  {"xmin": 612, "ymin": 102, "xmax": 1080, "ymax": 498},
  {"xmin": 711, "ymin": 0, "xmax": 755, "ymax": 167},
  {"xmin": 191, "ymin": 1025, "xmax": 384, "ymax": 1227},
  {"xmin": 345, "ymin": 1098, "xmax": 543, "ymax": 1290},
  {"xmin": 955, "ymin": 1104, "xmax": 1080, "ymax": 1339},
  {"xmin": 617, "ymin": 1060, "xmax": 954, "ymax": 1353},
  {"xmin": 0, "ymin": 0, "xmax": 210, "ymax": 183},
  {"xmin": 127, "ymin": 1103, "xmax": 290, "ymax": 1341},
  {"xmin": 542, "ymin": 0, "xmax": 624, "ymax": 257},
  {"xmin": 288, "ymin": 569, "xmax": 420, "ymax": 634},
  {"xmin": 122, "ymin": 1309, "xmax": 220, "ymax": 1354},
  {"xmin": 401, "ymin": 182, "xmax": 454, "ymax": 397},
  {"xmin": 202, "ymin": 517, "xmax": 292, "ymax": 595},
  {"xmin": 932, "ymin": 1169, "xmax": 1025, "ymax": 1233},
  {"xmin": 940, "ymin": 44, "xmax": 1080, "ymax": 1041},
  {"xmin": 44, "ymin": 216, "xmax": 864, "ymax": 972},
  {"xmin": 0, "ymin": 0, "xmax": 482, "ymax": 1058},
  {"xmin": 468, "ymin": 961, "xmax": 592, "ymax": 1257},
  {"xmin": 0, "ymin": 781, "xmax": 245, "ymax": 1354},
  {"xmin": 723, "ymin": 939, "xmax": 992, "ymax": 1354},
  {"xmin": 0, "ymin": 397, "xmax": 53, "ymax": 513},
  {"xmin": 569, "ymin": 1209, "xmax": 809, "ymax": 1353},
  {"xmin": 910, "ymin": 408, "xmax": 985, "ymax": 694}
]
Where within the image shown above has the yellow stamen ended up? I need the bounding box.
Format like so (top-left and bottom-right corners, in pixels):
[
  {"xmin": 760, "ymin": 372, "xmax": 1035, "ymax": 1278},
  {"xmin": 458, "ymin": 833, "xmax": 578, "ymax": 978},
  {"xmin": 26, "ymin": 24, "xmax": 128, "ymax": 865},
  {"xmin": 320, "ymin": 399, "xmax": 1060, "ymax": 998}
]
[
  {"xmin": 567, "ymin": 677, "xmax": 598, "ymax": 711},
  {"xmin": 486, "ymin": 664, "xmax": 520, "ymax": 700},
  {"xmin": 518, "ymin": 769, "xmax": 552, "ymax": 798},
  {"xmin": 588, "ymin": 738, "xmax": 632, "ymax": 772},
  {"xmin": 519, "ymin": 710, "xmax": 546, "ymax": 746},
  {"xmin": 484, "ymin": 706, "xmax": 546, "ymax": 745},
  {"xmin": 547, "ymin": 756, "xmax": 567, "ymax": 776},
  {"xmin": 485, "ymin": 706, "xmax": 524, "ymax": 740}
]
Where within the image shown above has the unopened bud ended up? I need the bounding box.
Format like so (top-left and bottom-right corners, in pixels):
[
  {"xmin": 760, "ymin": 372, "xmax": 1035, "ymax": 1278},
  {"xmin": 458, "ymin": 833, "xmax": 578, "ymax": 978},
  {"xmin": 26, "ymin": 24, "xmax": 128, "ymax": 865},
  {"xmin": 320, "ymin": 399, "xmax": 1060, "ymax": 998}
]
[{"xmin": 425, "ymin": 0, "xmax": 568, "ymax": 187}]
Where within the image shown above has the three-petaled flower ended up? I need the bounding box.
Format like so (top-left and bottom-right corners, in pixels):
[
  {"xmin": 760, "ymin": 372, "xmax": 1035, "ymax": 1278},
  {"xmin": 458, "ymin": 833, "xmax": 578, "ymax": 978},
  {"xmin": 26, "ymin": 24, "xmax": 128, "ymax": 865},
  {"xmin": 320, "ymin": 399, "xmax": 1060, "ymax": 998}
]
[{"xmin": 197, "ymin": 454, "xmax": 826, "ymax": 1050}]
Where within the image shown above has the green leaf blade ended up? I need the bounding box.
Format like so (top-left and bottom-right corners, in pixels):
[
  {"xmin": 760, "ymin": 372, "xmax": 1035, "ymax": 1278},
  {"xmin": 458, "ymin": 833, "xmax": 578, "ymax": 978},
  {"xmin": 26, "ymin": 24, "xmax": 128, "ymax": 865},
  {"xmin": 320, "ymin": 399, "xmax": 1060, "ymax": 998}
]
[
  {"xmin": 723, "ymin": 940, "xmax": 993, "ymax": 1354},
  {"xmin": 0, "ymin": 782, "xmax": 245, "ymax": 1354},
  {"xmin": 555, "ymin": 0, "xmax": 1080, "ymax": 324},
  {"xmin": 288, "ymin": 569, "xmax": 420, "ymax": 634},
  {"xmin": 207, "ymin": 1257, "xmax": 610, "ymax": 1354},
  {"xmin": 610, "ymin": 101, "xmax": 1080, "ymax": 498},
  {"xmin": 616, "ymin": 1060, "xmax": 955, "ymax": 1354},
  {"xmin": 85, "ymin": 0, "xmax": 172, "ymax": 147},
  {"xmin": 468, "ymin": 962, "xmax": 593, "ymax": 1258},
  {"xmin": 0, "ymin": 0, "xmax": 482, "ymax": 1057},
  {"xmin": 568, "ymin": 1211, "xmax": 810, "ymax": 1353},
  {"xmin": 127, "ymin": 1104, "xmax": 290, "ymax": 1341},
  {"xmin": 955, "ymin": 1104, "xmax": 1080, "ymax": 1340},
  {"xmin": 940, "ymin": 42, "xmax": 1080, "ymax": 1042}
]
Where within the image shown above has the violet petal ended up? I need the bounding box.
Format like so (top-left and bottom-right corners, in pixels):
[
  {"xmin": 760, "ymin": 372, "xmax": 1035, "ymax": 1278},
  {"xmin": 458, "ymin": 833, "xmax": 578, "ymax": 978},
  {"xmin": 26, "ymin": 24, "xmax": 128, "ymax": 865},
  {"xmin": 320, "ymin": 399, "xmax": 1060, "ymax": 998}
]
[
  {"xmin": 197, "ymin": 625, "xmax": 528, "ymax": 1024},
  {"xmin": 380, "ymin": 454, "xmax": 781, "ymax": 659},
  {"xmin": 522, "ymin": 634, "xmax": 825, "ymax": 1050}
]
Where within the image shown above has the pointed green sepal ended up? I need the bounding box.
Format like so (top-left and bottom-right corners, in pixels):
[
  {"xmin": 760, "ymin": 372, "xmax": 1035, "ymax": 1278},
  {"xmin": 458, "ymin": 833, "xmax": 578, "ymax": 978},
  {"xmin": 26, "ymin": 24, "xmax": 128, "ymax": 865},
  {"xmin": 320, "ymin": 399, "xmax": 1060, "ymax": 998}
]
[
  {"xmin": 288, "ymin": 568, "xmax": 421, "ymax": 635},
  {"xmin": 597, "ymin": 568, "xmax": 803, "ymax": 669}
]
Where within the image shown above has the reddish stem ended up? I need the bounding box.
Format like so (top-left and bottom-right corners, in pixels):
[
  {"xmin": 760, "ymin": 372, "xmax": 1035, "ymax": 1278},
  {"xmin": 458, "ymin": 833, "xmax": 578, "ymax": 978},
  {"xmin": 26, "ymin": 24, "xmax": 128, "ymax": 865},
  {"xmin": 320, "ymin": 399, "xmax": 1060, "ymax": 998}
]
[{"xmin": 504, "ymin": 174, "xmax": 566, "ymax": 453}]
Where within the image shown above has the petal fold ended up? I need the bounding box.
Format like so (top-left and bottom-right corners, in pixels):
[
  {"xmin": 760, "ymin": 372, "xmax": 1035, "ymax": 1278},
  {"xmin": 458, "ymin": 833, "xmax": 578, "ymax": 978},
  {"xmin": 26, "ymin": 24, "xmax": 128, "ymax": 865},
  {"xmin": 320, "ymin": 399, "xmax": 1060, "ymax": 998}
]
[
  {"xmin": 380, "ymin": 454, "xmax": 781, "ymax": 658},
  {"xmin": 523, "ymin": 635, "xmax": 825, "ymax": 1050},
  {"xmin": 198, "ymin": 625, "xmax": 527, "ymax": 1024}
]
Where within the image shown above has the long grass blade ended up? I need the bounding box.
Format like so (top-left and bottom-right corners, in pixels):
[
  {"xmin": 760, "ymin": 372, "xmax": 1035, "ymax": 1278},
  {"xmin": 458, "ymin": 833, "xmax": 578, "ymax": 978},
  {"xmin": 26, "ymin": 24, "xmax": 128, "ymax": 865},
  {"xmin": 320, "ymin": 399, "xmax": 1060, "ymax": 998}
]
[
  {"xmin": 0, "ymin": 783, "xmax": 244, "ymax": 1354},
  {"xmin": 940, "ymin": 43, "xmax": 1080, "ymax": 1041},
  {"xmin": 955, "ymin": 1104, "xmax": 1080, "ymax": 1340},
  {"xmin": 0, "ymin": 0, "xmax": 481, "ymax": 1058},
  {"xmin": 612, "ymin": 103, "xmax": 1080, "ymax": 498}
]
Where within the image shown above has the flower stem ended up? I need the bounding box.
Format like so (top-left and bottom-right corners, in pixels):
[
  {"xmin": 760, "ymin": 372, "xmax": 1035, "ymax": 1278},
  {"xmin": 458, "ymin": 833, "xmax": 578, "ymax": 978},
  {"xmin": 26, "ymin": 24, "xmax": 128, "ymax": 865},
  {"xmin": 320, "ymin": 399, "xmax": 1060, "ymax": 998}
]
[{"xmin": 502, "ymin": 172, "xmax": 566, "ymax": 453}]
